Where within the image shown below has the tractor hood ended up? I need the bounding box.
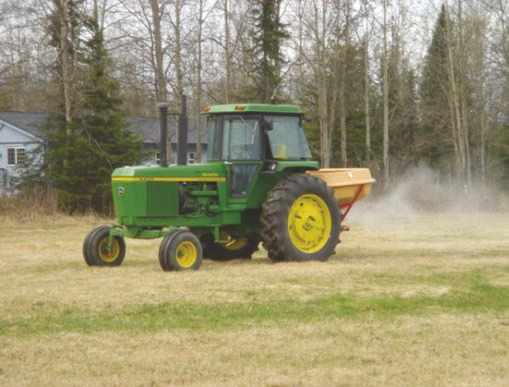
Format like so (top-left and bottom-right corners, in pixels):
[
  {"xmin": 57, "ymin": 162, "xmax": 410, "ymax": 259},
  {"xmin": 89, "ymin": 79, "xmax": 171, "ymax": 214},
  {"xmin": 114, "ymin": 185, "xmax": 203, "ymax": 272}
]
[
  {"xmin": 112, "ymin": 163, "xmax": 226, "ymax": 182},
  {"xmin": 111, "ymin": 163, "xmax": 228, "ymax": 227}
]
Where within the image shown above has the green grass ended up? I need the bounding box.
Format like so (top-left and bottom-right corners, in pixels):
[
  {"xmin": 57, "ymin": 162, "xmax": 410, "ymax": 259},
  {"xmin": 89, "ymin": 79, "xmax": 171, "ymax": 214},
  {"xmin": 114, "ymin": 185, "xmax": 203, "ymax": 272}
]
[
  {"xmin": 1, "ymin": 213, "xmax": 509, "ymax": 386},
  {"xmin": 3, "ymin": 277, "xmax": 507, "ymax": 337}
]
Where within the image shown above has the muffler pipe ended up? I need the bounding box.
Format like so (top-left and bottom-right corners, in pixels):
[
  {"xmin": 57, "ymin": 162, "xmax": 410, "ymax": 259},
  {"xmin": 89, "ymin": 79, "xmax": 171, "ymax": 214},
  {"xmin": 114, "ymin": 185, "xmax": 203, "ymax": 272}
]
[
  {"xmin": 177, "ymin": 94, "xmax": 188, "ymax": 166},
  {"xmin": 157, "ymin": 102, "xmax": 169, "ymax": 167}
]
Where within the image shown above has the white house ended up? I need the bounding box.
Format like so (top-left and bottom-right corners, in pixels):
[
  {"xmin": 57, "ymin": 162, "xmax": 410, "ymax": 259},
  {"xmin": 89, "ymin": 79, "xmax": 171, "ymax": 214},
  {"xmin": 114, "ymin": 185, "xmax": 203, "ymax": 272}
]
[
  {"xmin": 0, "ymin": 112, "xmax": 45, "ymax": 196},
  {"xmin": 0, "ymin": 112, "xmax": 208, "ymax": 196}
]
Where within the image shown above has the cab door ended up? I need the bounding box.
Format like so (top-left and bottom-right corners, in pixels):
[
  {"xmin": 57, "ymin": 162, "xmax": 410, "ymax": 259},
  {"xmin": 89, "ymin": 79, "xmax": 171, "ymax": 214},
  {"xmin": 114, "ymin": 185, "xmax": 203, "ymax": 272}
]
[
  {"xmin": 227, "ymin": 162, "xmax": 260, "ymax": 198},
  {"xmin": 207, "ymin": 113, "xmax": 265, "ymax": 201},
  {"xmin": 220, "ymin": 115, "xmax": 263, "ymax": 199}
]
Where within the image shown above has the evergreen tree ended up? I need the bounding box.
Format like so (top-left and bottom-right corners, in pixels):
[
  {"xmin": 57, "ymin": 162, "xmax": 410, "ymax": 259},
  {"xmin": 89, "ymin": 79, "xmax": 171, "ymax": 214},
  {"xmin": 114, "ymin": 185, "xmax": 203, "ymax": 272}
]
[
  {"xmin": 419, "ymin": 4, "xmax": 455, "ymax": 170},
  {"xmin": 243, "ymin": 0, "xmax": 289, "ymax": 103},
  {"xmin": 42, "ymin": 2, "xmax": 145, "ymax": 214},
  {"xmin": 331, "ymin": 43, "xmax": 367, "ymax": 168},
  {"xmin": 385, "ymin": 41, "xmax": 419, "ymax": 174},
  {"xmin": 491, "ymin": 73, "xmax": 509, "ymax": 189}
]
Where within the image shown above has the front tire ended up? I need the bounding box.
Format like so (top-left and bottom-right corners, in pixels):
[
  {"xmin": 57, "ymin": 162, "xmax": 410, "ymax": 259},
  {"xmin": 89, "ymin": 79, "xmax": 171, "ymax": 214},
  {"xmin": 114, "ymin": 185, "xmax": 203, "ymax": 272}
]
[
  {"xmin": 159, "ymin": 230, "xmax": 203, "ymax": 271},
  {"xmin": 261, "ymin": 174, "xmax": 341, "ymax": 262},
  {"xmin": 83, "ymin": 226, "xmax": 126, "ymax": 266}
]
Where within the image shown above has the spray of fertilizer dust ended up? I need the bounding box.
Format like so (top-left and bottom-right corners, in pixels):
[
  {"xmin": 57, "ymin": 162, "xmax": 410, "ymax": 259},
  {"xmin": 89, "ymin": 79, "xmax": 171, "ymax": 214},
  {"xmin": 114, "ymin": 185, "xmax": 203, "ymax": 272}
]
[{"xmin": 349, "ymin": 164, "xmax": 509, "ymax": 226}]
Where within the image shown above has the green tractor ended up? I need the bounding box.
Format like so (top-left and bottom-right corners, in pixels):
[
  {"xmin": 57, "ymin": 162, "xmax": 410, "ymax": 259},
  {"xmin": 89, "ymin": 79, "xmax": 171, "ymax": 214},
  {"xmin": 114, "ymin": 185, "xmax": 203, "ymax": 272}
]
[{"xmin": 83, "ymin": 102, "xmax": 372, "ymax": 270}]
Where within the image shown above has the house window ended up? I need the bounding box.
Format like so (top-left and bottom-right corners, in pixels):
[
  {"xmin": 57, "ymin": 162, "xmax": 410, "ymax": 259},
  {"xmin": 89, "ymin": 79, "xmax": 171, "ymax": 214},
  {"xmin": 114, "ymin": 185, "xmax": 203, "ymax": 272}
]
[
  {"xmin": 7, "ymin": 147, "xmax": 26, "ymax": 166},
  {"xmin": 188, "ymin": 152, "xmax": 195, "ymax": 164}
]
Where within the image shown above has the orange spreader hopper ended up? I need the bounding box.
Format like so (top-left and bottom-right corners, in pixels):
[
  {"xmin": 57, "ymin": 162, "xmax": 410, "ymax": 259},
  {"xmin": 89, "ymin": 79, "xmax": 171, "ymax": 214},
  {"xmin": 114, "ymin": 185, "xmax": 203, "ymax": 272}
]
[{"xmin": 307, "ymin": 168, "xmax": 376, "ymax": 222}]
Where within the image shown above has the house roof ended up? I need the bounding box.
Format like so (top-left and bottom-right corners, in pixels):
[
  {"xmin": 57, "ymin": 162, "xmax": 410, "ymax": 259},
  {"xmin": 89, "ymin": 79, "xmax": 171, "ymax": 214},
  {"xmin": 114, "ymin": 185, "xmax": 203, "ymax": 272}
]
[
  {"xmin": 0, "ymin": 112, "xmax": 46, "ymax": 139},
  {"xmin": 129, "ymin": 116, "xmax": 208, "ymax": 145},
  {"xmin": 0, "ymin": 112, "xmax": 208, "ymax": 144}
]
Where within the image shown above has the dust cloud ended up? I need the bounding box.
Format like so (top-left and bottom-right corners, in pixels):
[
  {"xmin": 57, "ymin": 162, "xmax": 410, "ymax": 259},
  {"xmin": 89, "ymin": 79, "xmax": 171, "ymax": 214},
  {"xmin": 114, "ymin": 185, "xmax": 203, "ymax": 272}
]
[{"xmin": 348, "ymin": 164, "xmax": 509, "ymax": 223}]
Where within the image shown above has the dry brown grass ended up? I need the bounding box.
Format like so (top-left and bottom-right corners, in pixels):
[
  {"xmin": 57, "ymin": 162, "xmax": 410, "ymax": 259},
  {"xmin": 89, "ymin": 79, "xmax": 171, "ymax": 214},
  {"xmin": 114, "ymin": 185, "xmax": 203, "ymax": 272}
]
[{"xmin": 1, "ymin": 210, "xmax": 508, "ymax": 386}]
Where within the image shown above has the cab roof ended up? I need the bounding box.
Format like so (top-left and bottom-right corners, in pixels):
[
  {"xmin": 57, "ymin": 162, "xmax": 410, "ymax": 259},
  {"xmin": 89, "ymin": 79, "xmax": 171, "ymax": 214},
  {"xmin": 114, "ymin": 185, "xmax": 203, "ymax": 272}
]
[{"xmin": 201, "ymin": 103, "xmax": 303, "ymax": 115}]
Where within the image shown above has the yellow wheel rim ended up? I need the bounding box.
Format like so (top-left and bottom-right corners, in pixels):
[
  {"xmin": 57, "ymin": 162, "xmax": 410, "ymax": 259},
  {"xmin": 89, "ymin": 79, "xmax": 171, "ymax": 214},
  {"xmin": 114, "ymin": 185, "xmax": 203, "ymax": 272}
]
[
  {"xmin": 220, "ymin": 231, "xmax": 247, "ymax": 251},
  {"xmin": 176, "ymin": 241, "xmax": 197, "ymax": 268},
  {"xmin": 288, "ymin": 194, "xmax": 332, "ymax": 253},
  {"xmin": 98, "ymin": 238, "xmax": 120, "ymax": 263}
]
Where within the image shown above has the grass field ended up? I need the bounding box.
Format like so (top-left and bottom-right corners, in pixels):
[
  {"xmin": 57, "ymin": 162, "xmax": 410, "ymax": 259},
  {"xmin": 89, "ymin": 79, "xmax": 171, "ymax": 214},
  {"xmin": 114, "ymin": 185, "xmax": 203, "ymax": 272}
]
[{"xmin": 1, "ymin": 204, "xmax": 508, "ymax": 386}]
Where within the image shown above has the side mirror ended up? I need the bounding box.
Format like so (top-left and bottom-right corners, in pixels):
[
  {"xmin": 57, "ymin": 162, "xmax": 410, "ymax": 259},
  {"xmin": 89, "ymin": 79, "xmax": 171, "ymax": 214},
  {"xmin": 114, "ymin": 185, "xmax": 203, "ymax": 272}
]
[{"xmin": 263, "ymin": 119, "xmax": 273, "ymax": 131}]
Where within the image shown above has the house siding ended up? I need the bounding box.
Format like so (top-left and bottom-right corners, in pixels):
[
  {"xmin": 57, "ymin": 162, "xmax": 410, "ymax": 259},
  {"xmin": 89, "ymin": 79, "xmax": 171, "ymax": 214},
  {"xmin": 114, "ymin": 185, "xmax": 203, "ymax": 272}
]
[{"xmin": 0, "ymin": 121, "xmax": 44, "ymax": 196}]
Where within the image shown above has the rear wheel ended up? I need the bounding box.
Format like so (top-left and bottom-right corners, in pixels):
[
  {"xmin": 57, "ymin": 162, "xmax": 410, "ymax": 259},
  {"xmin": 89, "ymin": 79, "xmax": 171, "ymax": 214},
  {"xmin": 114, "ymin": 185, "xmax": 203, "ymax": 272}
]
[
  {"xmin": 159, "ymin": 230, "xmax": 203, "ymax": 271},
  {"xmin": 261, "ymin": 174, "xmax": 340, "ymax": 262},
  {"xmin": 202, "ymin": 231, "xmax": 259, "ymax": 261},
  {"xmin": 83, "ymin": 226, "xmax": 126, "ymax": 266}
]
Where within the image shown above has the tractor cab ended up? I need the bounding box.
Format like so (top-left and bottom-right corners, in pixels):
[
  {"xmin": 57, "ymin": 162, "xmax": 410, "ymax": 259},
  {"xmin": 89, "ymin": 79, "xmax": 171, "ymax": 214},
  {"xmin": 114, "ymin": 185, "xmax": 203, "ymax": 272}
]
[{"xmin": 202, "ymin": 104, "xmax": 316, "ymax": 199}]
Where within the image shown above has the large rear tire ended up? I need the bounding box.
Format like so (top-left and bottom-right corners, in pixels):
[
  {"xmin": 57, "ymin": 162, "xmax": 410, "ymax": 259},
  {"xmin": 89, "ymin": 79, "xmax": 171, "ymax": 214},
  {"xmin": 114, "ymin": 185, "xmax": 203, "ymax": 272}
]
[
  {"xmin": 83, "ymin": 226, "xmax": 126, "ymax": 266},
  {"xmin": 261, "ymin": 174, "xmax": 341, "ymax": 262}
]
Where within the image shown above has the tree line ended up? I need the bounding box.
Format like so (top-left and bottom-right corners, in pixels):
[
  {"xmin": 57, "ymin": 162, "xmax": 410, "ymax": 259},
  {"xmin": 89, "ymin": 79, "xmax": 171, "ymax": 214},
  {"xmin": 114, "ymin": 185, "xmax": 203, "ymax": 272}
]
[{"xmin": 1, "ymin": 0, "xmax": 508, "ymax": 213}]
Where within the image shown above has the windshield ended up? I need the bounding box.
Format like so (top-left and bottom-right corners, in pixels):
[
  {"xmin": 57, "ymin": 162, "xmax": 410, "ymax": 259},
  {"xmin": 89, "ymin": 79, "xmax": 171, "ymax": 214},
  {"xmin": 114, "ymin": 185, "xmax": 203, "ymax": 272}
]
[
  {"xmin": 265, "ymin": 115, "xmax": 312, "ymax": 160},
  {"xmin": 207, "ymin": 113, "xmax": 311, "ymax": 161}
]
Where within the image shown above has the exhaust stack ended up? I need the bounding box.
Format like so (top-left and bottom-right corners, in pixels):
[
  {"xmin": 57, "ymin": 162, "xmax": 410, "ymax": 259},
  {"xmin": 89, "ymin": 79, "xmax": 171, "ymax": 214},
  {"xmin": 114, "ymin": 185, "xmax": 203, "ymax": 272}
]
[
  {"xmin": 157, "ymin": 102, "xmax": 169, "ymax": 167},
  {"xmin": 177, "ymin": 94, "xmax": 188, "ymax": 166}
]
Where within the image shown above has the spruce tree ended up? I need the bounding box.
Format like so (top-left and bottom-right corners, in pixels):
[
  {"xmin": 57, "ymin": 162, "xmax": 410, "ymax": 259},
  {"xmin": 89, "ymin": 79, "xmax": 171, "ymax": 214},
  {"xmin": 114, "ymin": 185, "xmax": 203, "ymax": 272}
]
[
  {"xmin": 244, "ymin": 0, "xmax": 289, "ymax": 103},
  {"xmin": 386, "ymin": 42, "xmax": 419, "ymax": 174},
  {"xmin": 41, "ymin": 0, "xmax": 82, "ymax": 210},
  {"xmin": 419, "ymin": 4, "xmax": 455, "ymax": 169},
  {"xmin": 43, "ymin": 3, "xmax": 145, "ymax": 214},
  {"xmin": 331, "ymin": 43, "xmax": 368, "ymax": 168},
  {"xmin": 491, "ymin": 75, "xmax": 509, "ymax": 189}
]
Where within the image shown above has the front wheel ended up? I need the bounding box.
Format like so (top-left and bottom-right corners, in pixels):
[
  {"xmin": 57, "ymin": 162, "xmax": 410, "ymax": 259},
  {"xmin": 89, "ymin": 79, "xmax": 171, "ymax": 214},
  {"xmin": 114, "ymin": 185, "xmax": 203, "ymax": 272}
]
[
  {"xmin": 261, "ymin": 174, "xmax": 341, "ymax": 262},
  {"xmin": 83, "ymin": 226, "xmax": 126, "ymax": 266},
  {"xmin": 159, "ymin": 230, "xmax": 203, "ymax": 271}
]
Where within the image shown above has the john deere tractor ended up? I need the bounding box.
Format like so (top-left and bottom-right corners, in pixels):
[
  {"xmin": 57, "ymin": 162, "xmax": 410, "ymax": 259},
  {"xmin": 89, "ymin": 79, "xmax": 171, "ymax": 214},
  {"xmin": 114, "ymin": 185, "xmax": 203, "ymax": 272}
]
[{"xmin": 83, "ymin": 103, "xmax": 344, "ymax": 271}]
